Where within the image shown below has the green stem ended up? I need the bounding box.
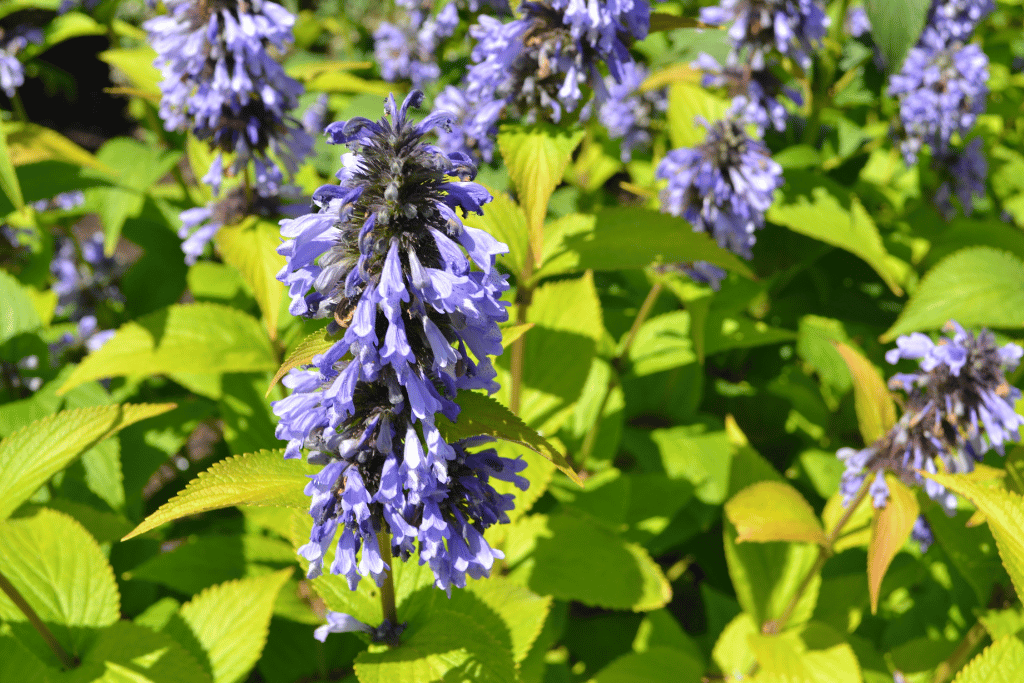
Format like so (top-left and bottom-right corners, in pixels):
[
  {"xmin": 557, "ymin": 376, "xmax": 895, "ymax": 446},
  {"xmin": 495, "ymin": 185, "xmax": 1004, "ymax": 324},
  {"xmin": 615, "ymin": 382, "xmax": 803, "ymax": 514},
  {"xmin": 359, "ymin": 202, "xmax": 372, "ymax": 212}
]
[
  {"xmin": 376, "ymin": 531, "xmax": 399, "ymax": 646},
  {"xmin": 0, "ymin": 569, "xmax": 77, "ymax": 669},
  {"xmin": 509, "ymin": 251, "xmax": 535, "ymax": 416},
  {"xmin": 10, "ymin": 93, "xmax": 28, "ymax": 123},
  {"xmin": 933, "ymin": 622, "xmax": 987, "ymax": 683}
]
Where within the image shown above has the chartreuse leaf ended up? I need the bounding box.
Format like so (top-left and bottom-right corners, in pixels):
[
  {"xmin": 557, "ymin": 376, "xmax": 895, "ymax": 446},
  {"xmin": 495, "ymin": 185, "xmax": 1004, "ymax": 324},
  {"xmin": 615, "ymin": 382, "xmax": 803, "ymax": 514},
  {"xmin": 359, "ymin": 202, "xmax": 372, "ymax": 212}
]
[
  {"xmin": 747, "ymin": 621, "xmax": 862, "ymax": 683},
  {"xmin": 0, "ymin": 633, "xmax": 48, "ymax": 683},
  {"xmin": 312, "ymin": 558, "xmax": 436, "ymax": 628},
  {"xmin": 164, "ymin": 570, "xmax": 291, "ymax": 683},
  {"xmin": 98, "ymin": 47, "xmax": 162, "ymax": 97},
  {"xmin": 867, "ymin": 476, "xmax": 918, "ymax": 614},
  {"xmin": 216, "ymin": 218, "xmax": 287, "ymax": 340},
  {"xmin": 59, "ymin": 304, "xmax": 276, "ymax": 395},
  {"xmin": 831, "ymin": 341, "xmax": 896, "ymax": 445},
  {"xmin": 5, "ymin": 122, "xmax": 112, "ymax": 172},
  {"xmin": 504, "ymin": 514, "xmax": 671, "ymax": 612},
  {"xmin": 123, "ymin": 450, "xmax": 316, "ymax": 540},
  {"xmin": 466, "ymin": 577, "xmax": 551, "ymax": 665},
  {"xmin": 767, "ymin": 170, "xmax": 906, "ymax": 295},
  {"xmin": 725, "ymin": 481, "xmax": 827, "ymax": 546},
  {"xmin": 925, "ymin": 471, "xmax": 1024, "ymax": 600},
  {"xmin": 713, "ymin": 614, "xmax": 759, "ymax": 680},
  {"xmin": 499, "ymin": 322, "xmax": 533, "ymax": 347},
  {"xmin": 667, "ymin": 82, "xmax": 729, "ymax": 149},
  {"xmin": 953, "ymin": 636, "xmax": 1024, "ymax": 683},
  {"xmin": 267, "ymin": 329, "xmax": 336, "ymax": 396},
  {"xmin": 497, "ymin": 122, "xmax": 585, "ymax": 263},
  {"xmin": 882, "ymin": 247, "xmax": 1024, "ymax": 342},
  {"xmin": 537, "ymin": 208, "xmax": 754, "ymax": 280},
  {"xmin": 66, "ymin": 621, "xmax": 212, "ymax": 683},
  {"xmin": 864, "ymin": 0, "xmax": 930, "ymax": 74},
  {"xmin": 0, "ymin": 120, "xmax": 24, "ymax": 210},
  {"xmin": 0, "ymin": 509, "xmax": 119, "ymax": 661},
  {"xmin": 0, "ymin": 403, "xmax": 175, "ymax": 521},
  {"xmin": 0, "ymin": 269, "xmax": 42, "ymax": 345},
  {"xmin": 589, "ymin": 647, "xmax": 704, "ymax": 683},
  {"xmin": 437, "ymin": 391, "xmax": 581, "ymax": 485}
]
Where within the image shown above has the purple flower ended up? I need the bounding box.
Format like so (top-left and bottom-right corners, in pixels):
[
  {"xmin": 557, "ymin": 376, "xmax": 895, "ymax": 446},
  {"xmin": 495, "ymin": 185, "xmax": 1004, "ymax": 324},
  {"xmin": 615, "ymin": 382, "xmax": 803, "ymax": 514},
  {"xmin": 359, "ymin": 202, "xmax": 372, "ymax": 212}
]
[
  {"xmin": 656, "ymin": 116, "xmax": 783, "ymax": 260},
  {"xmin": 694, "ymin": 53, "xmax": 802, "ymax": 133},
  {"xmin": 177, "ymin": 186, "xmax": 293, "ymax": 265},
  {"xmin": 273, "ymin": 92, "xmax": 526, "ymax": 610},
  {"xmin": 33, "ymin": 190, "xmax": 85, "ymax": 213},
  {"xmin": 50, "ymin": 233, "xmax": 122, "ymax": 319},
  {"xmin": 934, "ymin": 137, "xmax": 986, "ymax": 219},
  {"xmin": 596, "ymin": 61, "xmax": 667, "ymax": 162},
  {"xmin": 0, "ymin": 26, "xmax": 42, "ymax": 98},
  {"xmin": 889, "ymin": 41, "xmax": 988, "ymax": 166},
  {"xmin": 922, "ymin": 0, "xmax": 994, "ymax": 49},
  {"xmin": 700, "ymin": 0, "xmax": 828, "ymax": 70},
  {"xmin": 845, "ymin": 6, "xmax": 871, "ymax": 38},
  {"xmin": 374, "ymin": 1, "xmax": 459, "ymax": 89},
  {"xmin": 145, "ymin": 0, "xmax": 313, "ymax": 195},
  {"xmin": 911, "ymin": 515, "xmax": 934, "ymax": 552}
]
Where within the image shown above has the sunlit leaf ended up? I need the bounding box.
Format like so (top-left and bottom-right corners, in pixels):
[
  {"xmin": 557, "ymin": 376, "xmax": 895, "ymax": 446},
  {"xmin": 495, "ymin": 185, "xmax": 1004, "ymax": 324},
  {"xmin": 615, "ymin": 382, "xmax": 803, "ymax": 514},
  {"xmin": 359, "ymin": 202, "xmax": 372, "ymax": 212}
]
[
  {"xmin": 725, "ymin": 481, "xmax": 827, "ymax": 546},
  {"xmin": 867, "ymin": 476, "xmax": 918, "ymax": 614}
]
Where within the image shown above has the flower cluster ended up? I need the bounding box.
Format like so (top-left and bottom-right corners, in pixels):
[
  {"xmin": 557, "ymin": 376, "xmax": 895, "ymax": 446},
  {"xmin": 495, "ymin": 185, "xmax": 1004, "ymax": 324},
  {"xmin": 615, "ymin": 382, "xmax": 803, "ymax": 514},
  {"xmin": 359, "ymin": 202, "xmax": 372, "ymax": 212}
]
[
  {"xmin": 694, "ymin": 54, "xmax": 802, "ymax": 133},
  {"xmin": 51, "ymin": 232, "xmax": 122, "ymax": 321},
  {"xmin": 374, "ymin": 1, "xmax": 459, "ymax": 90},
  {"xmin": 837, "ymin": 322, "xmax": 1024, "ymax": 516},
  {"xmin": 145, "ymin": 0, "xmax": 312, "ymax": 195},
  {"xmin": 934, "ymin": 136, "xmax": 987, "ymax": 218},
  {"xmin": 844, "ymin": 5, "xmax": 871, "ymax": 38},
  {"xmin": 440, "ymin": 0, "xmax": 651, "ymax": 161},
  {"xmin": 0, "ymin": 26, "xmax": 41, "ymax": 98},
  {"xmin": 178, "ymin": 186, "xmax": 299, "ymax": 265},
  {"xmin": 922, "ymin": 0, "xmax": 994, "ymax": 49},
  {"xmin": 272, "ymin": 92, "xmax": 527, "ymax": 628},
  {"xmin": 596, "ymin": 61, "xmax": 667, "ymax": 162},
  {"xmin": 700, "ymin": 0, "xmax": 829, "ymax": 71}
]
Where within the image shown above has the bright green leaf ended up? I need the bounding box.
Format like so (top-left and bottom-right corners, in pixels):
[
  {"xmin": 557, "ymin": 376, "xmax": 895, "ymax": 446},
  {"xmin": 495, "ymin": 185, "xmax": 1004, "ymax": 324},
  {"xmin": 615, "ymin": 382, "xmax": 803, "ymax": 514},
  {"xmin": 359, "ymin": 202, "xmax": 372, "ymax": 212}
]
[
  {"xmin": 5, "ymin": 122, "xmax": 112, "ymax": 172},
  {"xmin": 99, "ymin": 47, "xmax": 162, "ymax": 96},
  {"xmin": 0, "ymin": 633, "xmax": 48, "ymax": 683},
  {"xmin": 626, "ymin": 311, "xmax": 696, "ymax": 377},
  {"xmin": 725, "ymin": 481, "xmax": 827, "ymax": 546},
  {"xmin": 0, "ymin": 121, "xmax": 23, "ymax": 209},
  {"xmin": 867, "ymin": 476, "xmax": 918, "ymax": 614},
  {"xmin": 59, "ymin": 304, "xmax": 276, "ymax": 395},
  {"xmin": 64, "ymin": 621, "xmax": 212, "ymax": 683},
  {"xmin": 499, "ymin": 322, "xmax": 533, "ymax": 348},
  {"xmin": 864, "ymin": 0, "xmax": 930, "ymax": 75},
  {"xmin": 123, "ymin": 450, "xmax": 316, "ymax": 540},
  {"xmin": 267, "ymin": 329, "xmax": 336, "ymax": 396},
  {"xmin": 216, "ymin": 219, "xmax": 287, "ymax": 340},
  {"xmin": 952, "ymin": 635, "xmax": 1024, "ymax": 683},
  {"xmin": 0, "ymin": 269, "xmax": 41, "ymax": 346},
  {"xmin": 882, "ymin": 247, "xmax": 1024, "ymax": 342},
  {"xmin": 0, "ymin": 403, "xmax": 175, "ymax": 521},
  {"xmin": 667, "ymin": 82, "xmax": 729, "ymax": 149},
  {"xmin": 467, "ymin": 576, "xmax": 551, "ymax": 665},
  {"xmin": 589, "ymin": 646, "xmax": 704, "ymax": 683},
  {"xmin": 832, "ymin": 341, "xmax": 896, "ymax": 445},
  {"xmin": 748, "ymin": 621, "xmax": 863, "ymax": 683}
]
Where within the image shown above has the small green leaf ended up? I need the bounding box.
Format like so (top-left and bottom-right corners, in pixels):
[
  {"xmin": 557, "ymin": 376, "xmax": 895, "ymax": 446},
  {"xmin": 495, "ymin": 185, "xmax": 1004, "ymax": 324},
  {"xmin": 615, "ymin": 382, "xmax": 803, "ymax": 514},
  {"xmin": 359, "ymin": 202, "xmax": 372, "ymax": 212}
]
[
  {"xmin": 925, "ymin": 471, "xmax": 1024, "ymax": 602},
  {"xmin": 123, "ymin": 450, "xmax": 316, "ymax": 540},
  {"xmin": 0, "ymin": 509, "xmax": 119, "ymax": 662},
  {"xmin": 59, "ymin": 304, "xmax": 276, "ymax": 395},
  {"xmin": 267, "ymin": 329, "xmax": 336, "ymax": 396},
  {"xmin": 437, "ymin": 391, "xmax": 581, "ymax": 485},
  {"xmin": 725, "ymin": 481, "xmax": 827, "ymax": 546},
  {"xmin": 867, "ymin": 476, "xmax": 918, "ymax": 614},
  {"xmin": 216, "ymin": 219, "xmax": 287, "ymax": 340},
  {"xmin": 497, "ymin": 123, "xmax": 585, "ymax": 263},
  {"xmin": 768, "ymin": 170, "xmax": 906, "ymax": 295},
  {"xmin": 164, "ymin": 570, "xmax": 291, "ymax": 683},
  {"xmin": 99, "ymin": 47, "xmax": 162, "ymax": 96},
  {"xmin": 953, "ymin": 635, "xmax": 1024, "ymax": 683},
  {"xmin": 5, "ymin": 122, "xmax": 112, "ymax": 172},
  {"xmin": 71, "ymin": 621, "xmax": 212, "ymax": 683},
  {"xmin": 864, "ymin": 0, "xmax": 931, "ymax": 74},
  {"xmin": 0, "ymin": 403, "xmax": 175, "ymax": 521},
  {"xmin": 499, "ymin": 322, "xmax": 533, "ymax": 347},
  {"xmin": 0, "ymin": 269, "xmax": 42, "ymax": 346},
  {"xmin": 831, "ymin": 341, "xmax": 896, "ymax": 445},
  {"xmin": 881, "ymin": 247, "xmax": 1024, "ymax": 342},
  {"xmin": 667, "ymin": 82, "xmax": 729, "ymax": 149},
  {"xmin": 0, "ymin": 121, "xmax": 24, "ymax": 209},
  {"xmin": 590, "ymin": 647, "xmax": 704, "ymax": 683}
]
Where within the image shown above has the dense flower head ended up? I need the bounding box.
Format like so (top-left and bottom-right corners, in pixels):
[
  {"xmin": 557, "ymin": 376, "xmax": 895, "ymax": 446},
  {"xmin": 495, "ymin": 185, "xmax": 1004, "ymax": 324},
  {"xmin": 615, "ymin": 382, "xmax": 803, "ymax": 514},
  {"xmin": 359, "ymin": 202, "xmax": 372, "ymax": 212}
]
[
  {"xmin": 889, "ymin": 41, "xmax": 988, "ymax": 166},
  {"xmin": 0, "ymin": 26, "xmax": 42, "ymax": 98},
  {"xmin": 51, "ymin": 232, "xmax": 123, "ymax": 320},
  {"xmin": 451, "ymin": 0, "xmax": 650, "ymax": 161},
  {"xmin": 921, "ymin": 0, "xmax": 994, "ymax": 49},
  {"xmin": 844, "ymin": 5, "xmax": 871, "ymax": 38},
  {"xmin": 596, "ymin": 61, "xmax": 667, "ymax": 162},
  {"xmin": 656, "ymin": 116, "xmax": 783, "ymax": 259},
  {"xmin": 272, "ymin": 92, "xmax": 526, "ymax": 600},
  {"xmin": 694, "ymin": 53, "xmax": 802, "ymax": 133},
  {"xmin": 838, "ymin": 322, "xmax": 1024, "ymax": 515},
  {"xmin": 700, "ymin": 0, "xmax": 828, "ymax": 70},
  {"xmin": 145, "ymin": 0, "xmax": 313, "ymax": 195},
  {"xmin": 374, "ymin": 1, "xmax": 459, "ymax": 89}
]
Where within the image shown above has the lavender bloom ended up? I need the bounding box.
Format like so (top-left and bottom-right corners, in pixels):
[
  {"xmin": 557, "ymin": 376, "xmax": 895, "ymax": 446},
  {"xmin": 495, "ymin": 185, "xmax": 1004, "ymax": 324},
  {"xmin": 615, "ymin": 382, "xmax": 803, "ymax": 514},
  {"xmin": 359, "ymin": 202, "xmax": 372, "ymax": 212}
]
[
  {"xmin": 695, "ymin": 53, "xmax": 802, "ymax": 133},
  {"xmin": 33, "ymin": 190, "xmax": 85, "ymax": 213},
  {"xmin": 838, "ymin": 322, "xmax": 1024, "ymax": 515},
  {"xmin": 911, "ymin": 515, "xmax": 934, "ymax": 552},
  {"xmin": 177, "ymin": 187, "xmax": 290, "ymax": 265},
  {"xmin": 374, "ymin": 1, "xmax": 459, "ymax": 90},
  {"xmin": 700, "ymin": 0, "xmax": 828, "ymax": 70},
  {"xmin": 452, "ymin": 0, "xmax": 651, "ymax": 161},
  {"xmin": 656, "ymin": 116, "xmax": 783, "ymax": 260},
  {"xmin": 889, "ymin": 41, "xmax": 988, "ymax": 166},
  {"xmin": 922, "ymin": 0, "xmax": 994, "ymax": 49},
  {"xmin": 0, "ymin": 27, "xmax": 42, "ymax": 98},
  {"xmin": 934, "ymin": 137, "xmax": 986, "ymax": 219},
  {"xmin": 845, "ymin": 6, "xmax": 871, "ymax": 38},
  {"xmin": 145, "ymin": 0, "xmax": 313, "ymax": 195},
  {"xmin": 303, "ymin": 94, "xmax": 330, "ymax": 137},
  {"xmin": 51, "ymin": 233, "xmax": 122, "ymax": 318},
  {"xmin": 272, "ymin": 92, "xmax": 526, "ymax": 605},
  {"xmin": 596, "ymin": 61, "xmax": 667, "ymax": 162}
]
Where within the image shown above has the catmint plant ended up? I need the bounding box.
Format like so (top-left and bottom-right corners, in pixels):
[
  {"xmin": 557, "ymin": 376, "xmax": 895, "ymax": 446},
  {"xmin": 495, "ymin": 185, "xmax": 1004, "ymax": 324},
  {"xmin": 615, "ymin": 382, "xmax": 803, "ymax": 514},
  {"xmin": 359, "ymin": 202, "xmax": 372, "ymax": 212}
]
[{"xmin": 272, "ymin": 91, "xmax": 527, "ymax": 640}]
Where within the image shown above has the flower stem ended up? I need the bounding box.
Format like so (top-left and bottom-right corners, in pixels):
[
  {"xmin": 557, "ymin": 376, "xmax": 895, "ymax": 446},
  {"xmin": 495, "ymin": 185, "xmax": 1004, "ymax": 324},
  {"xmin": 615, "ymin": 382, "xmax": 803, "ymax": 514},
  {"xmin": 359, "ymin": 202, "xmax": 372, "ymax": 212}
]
[
  {"xmin": 761, "ymin": 477, "xmax": 872, "ymax": 635},
  {"xmin": 509, "ymin": 251, "xmax": 535, "ymax": 415},
  {"xmin": 376, "ymin": 530, "xmax": 399, "ymax": 645},
  {"xmin": 0, "ymin": 569, "xmax": 77, "ymax": 669}
]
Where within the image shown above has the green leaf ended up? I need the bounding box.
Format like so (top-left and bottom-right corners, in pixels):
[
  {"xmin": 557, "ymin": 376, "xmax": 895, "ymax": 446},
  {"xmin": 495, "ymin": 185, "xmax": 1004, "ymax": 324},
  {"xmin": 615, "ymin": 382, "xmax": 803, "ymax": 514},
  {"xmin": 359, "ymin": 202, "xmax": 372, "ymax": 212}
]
[
  {"xmin": 463, "ymin": 187, "xmax": 529, "ymax": 278},
  {"xmin": 466, "ymin": 577, "xmax": 551, "ymax": 665},
  {"xmin": 831, "ymin": 341, "xmax": 896, "ymax": 445},
  {"xmin": 58, "ymin": 304, "xmax": 276, "ymax": 395},
  {"xmin": 538, "ymin": 208, "xmax": 755, "ymax": 280},
  {"xmin": 504, "ymin": 514, "xmax": 671, "ymax": 612},
  {"xmin": 123, "ymin": 450, "xmax": 317, "ymax": 540},
  {"xmin": 98, "ymin": 47, "xmax": 162, "ymax": 97},
  {"xmin": 0, "ymin": 119, "xmax": 24, "ymax": 209},
  {"xmin": 0, "ymin": 633, "xmax": 49, "ymax": 683},
  {"xmin": 267, "ymin": 329, "xmax": 336, "ymax": 396},
  {"xmin": 953, "ymin": 636, "xmax": 1024, "ymax": 683},
  {"xmin": 712, "ymin": 614, "xmax": 759, "ymax": 680},
  {"xmin": 0, "ymin": 509, "xmax": 119, "ymax": 661},
  {"xmin": 589, "ymin": 647, "xmax": 704, "ymax": 683},
  {"xmin": 881, "ymin": 247, "xmax": 1024, "ymax": 342},
  {"xmin": 767, "ymin": 170, "xmax": 906, "ymax": 295},
  {"xmin": 163, "ymin": 571, "xmax": 291, "ymax": 683},
  {"xmin": 499, "ymin": 322, "xmax": 533, "ymax": 348},
  {"xmin": 218, "ymin": 373, "xmax": 280, "ymax": 455},
  {"xmin": 312, "ymin": 559, "xmax": 436, "ymax": 629},
  {"xmin": 497, "ymin": 123, "xmax": 585, "ymax": 263},
  {"xmin": 64, "ymin": 621, "xmax": 212, "ymax": 683},
  {"xmin": 0, "ymin": 403, "xmax": 175, "ymax": 521},
  {"xmin": 216, "ymin": 219, "xmax": 287, "ymax": 340},
  {"xmin": 437, "ymin": 391, "xmax": 581, "ymax": 485},
  {"xmin": 5, "ymin": 122, "xmax": 112, "ymax": 172},
  {"xmin": 867, "ymin": 476, "xmax": 918, "ymax": 614},
  {"xmin": 667, "ymin": 82, "xmax": 729, "ymax": 149},
  {"xmin": 725, "ymin": 481, "xmax": 827, "ymax": 546},
  {"xmin": 864, "ymin": 0, "xmax": 931, "ymax": 74},
  {"xmin": 748, "ymin": 621, "xmax": 863, "ymax": 683},
  {"xmin": 925, "ymin": 471, "xmax": 1024, "ymax": 602},
  {"xmin": 0, "ymin": 269, "xmax": 42, "ymax": 346}
]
